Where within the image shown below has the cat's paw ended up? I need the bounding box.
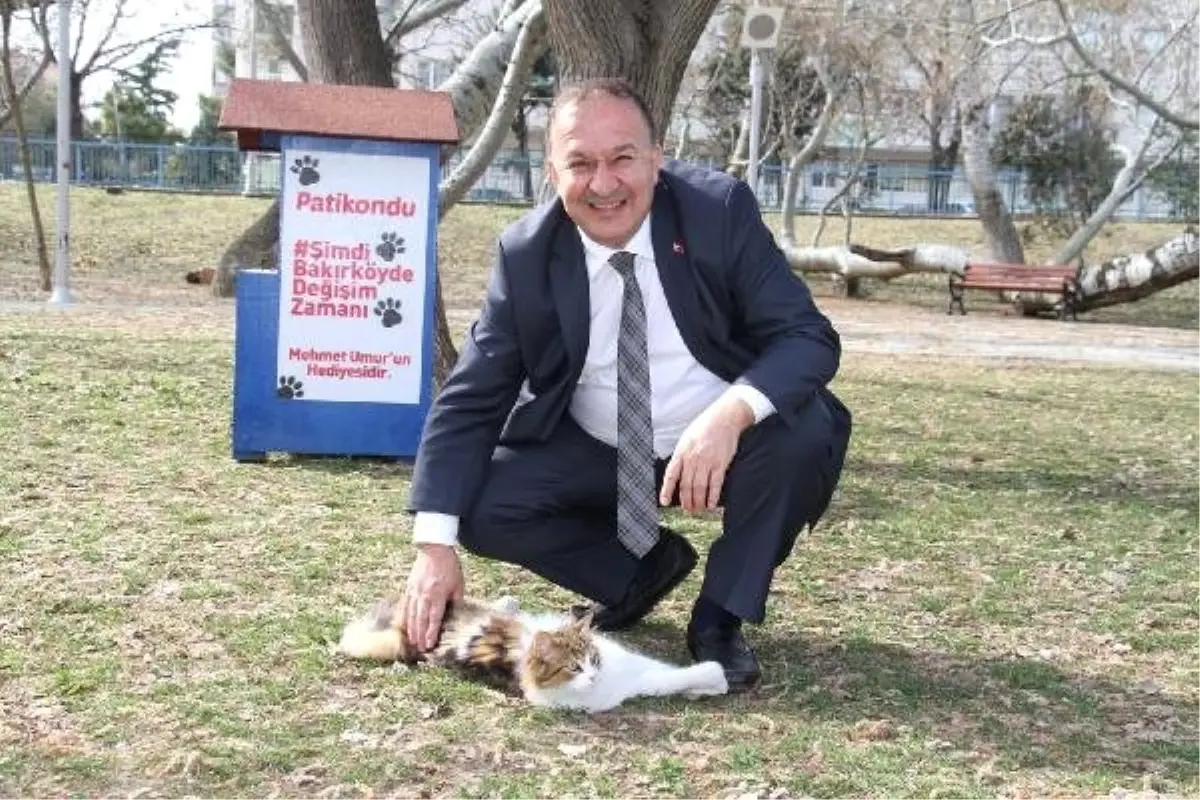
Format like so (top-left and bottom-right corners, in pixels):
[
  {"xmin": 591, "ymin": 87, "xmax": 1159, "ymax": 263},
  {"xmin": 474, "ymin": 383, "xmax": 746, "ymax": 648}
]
[
  {"xmin": 683, "ymin": 661, "xmax": 729, "ymax": 697},
  {"xmin": 492, "ymin": 595, "xmax": 520, "ymax": 614}
]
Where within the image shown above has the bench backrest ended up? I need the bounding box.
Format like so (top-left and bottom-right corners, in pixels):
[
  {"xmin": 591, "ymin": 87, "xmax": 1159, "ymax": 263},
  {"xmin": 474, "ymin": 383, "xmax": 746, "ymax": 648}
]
[{"xmin": 964, "ymin": 262, "xmax": 1078, "ymax": 280}]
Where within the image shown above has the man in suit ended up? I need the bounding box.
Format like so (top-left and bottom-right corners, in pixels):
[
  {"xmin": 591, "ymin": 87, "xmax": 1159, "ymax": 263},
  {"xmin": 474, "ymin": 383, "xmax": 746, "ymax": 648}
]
[{"xmin": 400, "ymin": 77, "xmax": 851, "ymax": 692}]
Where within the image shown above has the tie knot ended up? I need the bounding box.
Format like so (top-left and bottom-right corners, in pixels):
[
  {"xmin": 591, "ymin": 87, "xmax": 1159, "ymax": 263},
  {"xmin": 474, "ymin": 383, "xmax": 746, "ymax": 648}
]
[{"xmin": 609, "ymin": 251, "xmax": 637, "ymax": 279}]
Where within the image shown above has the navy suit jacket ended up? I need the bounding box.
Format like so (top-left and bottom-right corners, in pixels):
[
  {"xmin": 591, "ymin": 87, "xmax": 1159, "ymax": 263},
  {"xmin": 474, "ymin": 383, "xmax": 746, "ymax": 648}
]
[{"xmin": 408, "ymin": 160, "xmax": 849, "ymax": 518}]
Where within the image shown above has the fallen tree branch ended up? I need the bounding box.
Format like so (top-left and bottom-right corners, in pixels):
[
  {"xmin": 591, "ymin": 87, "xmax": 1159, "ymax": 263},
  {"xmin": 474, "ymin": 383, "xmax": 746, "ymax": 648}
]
[
  {"xmin": 1076, "ymin": 231, "xmax": 1199, "ymax": 311},
  {"xmin": 782, "ymin": 233, "xmax": 1198, "ymax": 317},
  {"xmin": 783, "ymin": 242, "xmax": 969, "ymax": 279}
]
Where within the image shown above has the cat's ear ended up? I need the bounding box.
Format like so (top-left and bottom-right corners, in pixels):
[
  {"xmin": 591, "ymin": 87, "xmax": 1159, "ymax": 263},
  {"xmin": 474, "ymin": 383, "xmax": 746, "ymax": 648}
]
[{"xmin": 573, "ymin": 610, "xmax": 594, "ymax": 631}]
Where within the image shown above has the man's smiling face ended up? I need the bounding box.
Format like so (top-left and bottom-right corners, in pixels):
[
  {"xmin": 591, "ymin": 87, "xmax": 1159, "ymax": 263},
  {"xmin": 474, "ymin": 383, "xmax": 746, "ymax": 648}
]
[{"xmin": 546, "ymin": 92, "xmax": 663, "ymax": 250}]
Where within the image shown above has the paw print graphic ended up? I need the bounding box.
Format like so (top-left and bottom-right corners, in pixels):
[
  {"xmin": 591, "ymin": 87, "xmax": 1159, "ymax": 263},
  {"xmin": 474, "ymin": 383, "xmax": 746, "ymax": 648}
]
[
  {"xmin": 277, "ymin": 375, "xmax": 305, "ymax": 399},
  {"xmin": 375, "ymin": 232, "xmax": 406, "ymax": 262},
  {"xmin": 374, "ymin": 298, "xmax": 403, "ymax": 328},
  {"xmin": 290, "ymin": 155, "xmax": 321, "ymax": 186}
]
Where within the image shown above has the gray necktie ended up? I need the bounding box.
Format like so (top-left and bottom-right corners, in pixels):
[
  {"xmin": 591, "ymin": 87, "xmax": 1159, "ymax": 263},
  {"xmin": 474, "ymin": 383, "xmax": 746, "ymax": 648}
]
[{"xmin": 609, "ymin": 251, "xmax": 659, "ymax": 558}]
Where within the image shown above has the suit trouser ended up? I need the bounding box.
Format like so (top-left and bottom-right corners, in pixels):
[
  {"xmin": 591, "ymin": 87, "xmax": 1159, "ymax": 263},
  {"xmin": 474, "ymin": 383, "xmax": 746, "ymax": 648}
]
[{"xmin": 458, "ymin": 393, "xmax": 850, "ymax": 623}]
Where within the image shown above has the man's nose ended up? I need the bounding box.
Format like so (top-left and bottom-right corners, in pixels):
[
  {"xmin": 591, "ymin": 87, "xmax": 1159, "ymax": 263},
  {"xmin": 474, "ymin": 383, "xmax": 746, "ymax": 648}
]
[{"xmin": 589, "ymin": 160, "xmax": 618, "ymax": 194}]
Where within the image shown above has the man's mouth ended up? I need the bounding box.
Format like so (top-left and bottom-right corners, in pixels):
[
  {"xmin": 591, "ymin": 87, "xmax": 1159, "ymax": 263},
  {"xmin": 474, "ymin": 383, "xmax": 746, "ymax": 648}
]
[{"xmin": 588, "ymin": 197, "xmax": 626, "ymax": 211}]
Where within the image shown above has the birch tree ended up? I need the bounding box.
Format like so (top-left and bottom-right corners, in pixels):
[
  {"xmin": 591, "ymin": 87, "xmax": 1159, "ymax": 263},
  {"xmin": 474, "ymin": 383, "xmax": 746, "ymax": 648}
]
[{"xmin": 776, "ymin": 0, "xmax": 1197, "ymax": 316}]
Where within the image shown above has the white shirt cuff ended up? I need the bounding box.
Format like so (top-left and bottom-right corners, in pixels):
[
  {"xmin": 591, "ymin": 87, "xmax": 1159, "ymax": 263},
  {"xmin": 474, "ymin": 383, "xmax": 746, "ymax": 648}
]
[
  {"xmin": 725, "ymin": 381, "xmax": 777, "ymax": 423},
  {"xmin": 412, "ymin": 511, "xmax": 460, "ymax": 547}
]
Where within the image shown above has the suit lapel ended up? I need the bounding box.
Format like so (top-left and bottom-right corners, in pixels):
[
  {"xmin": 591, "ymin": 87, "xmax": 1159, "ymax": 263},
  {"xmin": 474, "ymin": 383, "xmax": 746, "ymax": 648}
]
[
  {"xmin": 550, "ymin": 217, "xmax": 590, "ymax": 372},
  {"xmin": 650, "ymin": 182, "xmax": 709, "ymax": 365}
]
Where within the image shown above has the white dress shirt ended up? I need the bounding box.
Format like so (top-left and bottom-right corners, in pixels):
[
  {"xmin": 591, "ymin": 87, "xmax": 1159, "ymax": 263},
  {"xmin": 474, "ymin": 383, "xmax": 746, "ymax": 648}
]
[{"xmin": 412, "ymin": 213, "xmax": 776, "ymax": 547}]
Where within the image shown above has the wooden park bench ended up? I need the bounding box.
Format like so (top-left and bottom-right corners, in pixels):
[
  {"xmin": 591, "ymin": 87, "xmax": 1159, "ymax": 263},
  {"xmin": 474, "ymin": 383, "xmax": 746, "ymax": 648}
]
[{"xmin": 948, "ymin": 261, "xmax": 1083, "ymax": 320}]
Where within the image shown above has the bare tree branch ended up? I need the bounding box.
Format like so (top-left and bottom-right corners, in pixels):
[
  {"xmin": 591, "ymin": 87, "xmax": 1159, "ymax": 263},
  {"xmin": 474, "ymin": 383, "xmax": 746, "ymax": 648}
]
[
  {"xmin": 0, "ymin": 0, "xmax": 52, "ymax": 129},
  {"xmin": 72, "ymin": 0, "xmax": 93, "ymax": 69},
  {"xmin": 82, "ymin": 23, "xmax": 214, "ymax": 77},
  {"xmin": 384, "ymin": 0, "xmax": 471, "ymax": 48},
  {"xmin": 78, "ymin": 0, "xmax": 127, "ymax": 74},
  {"xmin": 1050, "ymin": 0, "xmax": 1197, "ymax": 130}
]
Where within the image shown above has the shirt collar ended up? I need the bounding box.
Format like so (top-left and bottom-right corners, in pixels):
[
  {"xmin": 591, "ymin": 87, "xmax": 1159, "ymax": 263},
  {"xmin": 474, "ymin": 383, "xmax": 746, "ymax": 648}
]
[{"xmin": 577, "ymin": 213, "xmax": 655, "ymax": 279}]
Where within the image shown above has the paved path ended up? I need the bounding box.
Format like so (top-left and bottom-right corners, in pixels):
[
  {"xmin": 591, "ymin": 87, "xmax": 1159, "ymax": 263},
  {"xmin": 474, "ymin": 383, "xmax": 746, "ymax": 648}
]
[
  {"xmin": 3, "ymin": 299, "xmax": 1196, "ymax": 374},
  {"xmin": 830, "ymin": 314, "xmax": 1198, "ymax": 373}
]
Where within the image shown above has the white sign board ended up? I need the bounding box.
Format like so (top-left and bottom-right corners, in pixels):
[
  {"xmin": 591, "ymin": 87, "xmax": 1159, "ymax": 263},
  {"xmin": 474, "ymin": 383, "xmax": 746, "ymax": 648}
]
[{"xmin": 276, "ymin": 147, "xmax": 430, "ymax": 404}]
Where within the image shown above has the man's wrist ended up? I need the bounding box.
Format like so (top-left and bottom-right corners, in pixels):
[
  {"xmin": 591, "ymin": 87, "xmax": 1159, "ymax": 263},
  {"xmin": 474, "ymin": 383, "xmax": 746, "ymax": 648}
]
[
  {"xmin": 412, "ymin": 511, "xmax": 460, "ymax": 547},
  {"xmin": 721, "ymin": 395, "xmax": 756, "ymax": 432},
  {"xmin": 723, "ymin": 382, "xmax": 776, "ymax": 426}
]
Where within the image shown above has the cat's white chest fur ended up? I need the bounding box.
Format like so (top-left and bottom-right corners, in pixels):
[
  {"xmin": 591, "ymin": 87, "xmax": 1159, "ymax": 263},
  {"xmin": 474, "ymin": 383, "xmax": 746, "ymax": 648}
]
[{"xmin": 516, "ymin": 611, "xmax": 729, "ymax": 713}]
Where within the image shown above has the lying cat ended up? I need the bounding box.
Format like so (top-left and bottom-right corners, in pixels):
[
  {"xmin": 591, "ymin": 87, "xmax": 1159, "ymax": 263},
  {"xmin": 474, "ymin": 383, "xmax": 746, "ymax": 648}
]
[{"xmin": 336, "ymin": 595, "xmax": 728, "ymax": 713}]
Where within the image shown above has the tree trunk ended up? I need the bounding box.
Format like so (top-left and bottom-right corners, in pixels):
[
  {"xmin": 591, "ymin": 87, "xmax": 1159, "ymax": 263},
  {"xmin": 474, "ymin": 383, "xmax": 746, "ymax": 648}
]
[
  {"xmin": 1052, "ymin": 124, "xmax": 1172, "ymax": 268},
  {"xmin": 0, "ymin": 8, "xmax": 51, "ymax": 291},
  {"xmin": 438, "ymin": 8, "xmax": 545, "ymax": 214},
  {"xmin": 926, "ymin": 127, "xmax": 960, "ymax": 212},
  {"xmin": 439, "ymin": 0, "xmax": 544, "ymax": 143},
  {"xmin": 961, "ymin": 101, "xmax": 1024, "ymax": 264},
  {"xmin": 513, "ymin": 104, "xmax": 534, "ymax": 201},
  {"xmin": 1076, "ymin": 231, "xmax": 1198, "ymax": 311},
  {"xmin": 213, "ymin": 197, "xmax": 281, "ymax": 297},
  {"xmin": 296, "ymin": 0, "xmax": 393, "ymax": 85},
  {"xmin": 778, "ymin": 91, "xmax": 838, "ymax": 248},
  {"xmin": 544, "ymin": 0, "xmax": 720, "ymax": 142},
  {"xmin": 782, "ymin": 241, "xmax": 968, "ymax": 280},
  {"xmin": 69, "ymin": 69, "xmax": 85, "ymax": 140}
]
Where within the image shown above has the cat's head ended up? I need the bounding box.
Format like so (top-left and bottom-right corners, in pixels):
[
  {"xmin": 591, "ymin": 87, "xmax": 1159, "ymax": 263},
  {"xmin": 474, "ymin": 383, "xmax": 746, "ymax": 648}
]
[{"xmin": 522, "ymin": 614, "xmax": 601, "ymax": 690}]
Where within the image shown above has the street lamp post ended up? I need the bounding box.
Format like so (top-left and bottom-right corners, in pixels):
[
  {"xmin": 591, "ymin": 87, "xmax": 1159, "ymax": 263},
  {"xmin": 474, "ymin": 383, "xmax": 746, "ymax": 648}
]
[
  {"xmin": 49, "ymin": 0, "xmax": 73, "ymax": 306},
  {"xmin": 739, "ymin": 5, "xmax": 784, "ymax": 202}
]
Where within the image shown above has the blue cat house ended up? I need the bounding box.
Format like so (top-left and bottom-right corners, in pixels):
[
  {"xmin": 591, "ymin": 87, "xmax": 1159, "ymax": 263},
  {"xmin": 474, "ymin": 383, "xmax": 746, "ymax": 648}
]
[{"xmin": 218, "ymin": 79, "xmax": 459, "ymax": 461}]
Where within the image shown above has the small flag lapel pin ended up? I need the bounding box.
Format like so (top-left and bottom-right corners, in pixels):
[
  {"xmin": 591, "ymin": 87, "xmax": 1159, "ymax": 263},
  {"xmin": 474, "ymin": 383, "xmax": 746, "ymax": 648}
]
[{"xmin": 672, "ymin": 240, "xmax": 686, "ymax": 255}]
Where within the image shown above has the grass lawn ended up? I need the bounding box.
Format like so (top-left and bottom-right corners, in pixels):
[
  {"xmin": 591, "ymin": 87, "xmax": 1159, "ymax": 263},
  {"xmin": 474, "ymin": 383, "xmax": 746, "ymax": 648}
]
[{"xmin": 0, "ymin": 184, "xmax": 1196, "ymax": 798}]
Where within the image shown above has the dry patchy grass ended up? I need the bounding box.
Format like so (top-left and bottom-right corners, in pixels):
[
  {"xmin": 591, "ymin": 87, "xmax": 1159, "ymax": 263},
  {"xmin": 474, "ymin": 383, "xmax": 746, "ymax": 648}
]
[
  {"xmin": 0, "ymin": 307, "xmax": 1195, "ymax": 798},
  {"xmin": 0, "ymin": 181, "xmax": 1196, "ymax": 798}
]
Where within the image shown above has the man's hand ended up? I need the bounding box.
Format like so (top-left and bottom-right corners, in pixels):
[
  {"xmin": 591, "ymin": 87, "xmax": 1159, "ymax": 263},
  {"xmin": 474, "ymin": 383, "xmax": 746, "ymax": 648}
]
[
  {"xmin": 401, "ymin": 543, "xmax": 465, "ymax": 652},
  {"xmin": 660, "ymin": 395, "xmax": 755, "ymax": 513}
]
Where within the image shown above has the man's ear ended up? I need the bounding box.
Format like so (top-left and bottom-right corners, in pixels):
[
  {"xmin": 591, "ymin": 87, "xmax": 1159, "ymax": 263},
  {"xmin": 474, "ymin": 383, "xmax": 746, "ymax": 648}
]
[
  {"xmin": 545, "ymin": 158, "xmax": 560, "ymax": 191},
  {"xmin": 650, "ymin": 142, "xmax": 664, "ymax": 174}
]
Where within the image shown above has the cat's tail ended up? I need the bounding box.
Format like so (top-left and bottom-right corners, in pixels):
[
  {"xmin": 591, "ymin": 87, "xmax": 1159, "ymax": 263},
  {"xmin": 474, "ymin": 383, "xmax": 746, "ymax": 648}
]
[{"xmin": 336, "ymin": 597, "xmax": 420, "ymax": 663}]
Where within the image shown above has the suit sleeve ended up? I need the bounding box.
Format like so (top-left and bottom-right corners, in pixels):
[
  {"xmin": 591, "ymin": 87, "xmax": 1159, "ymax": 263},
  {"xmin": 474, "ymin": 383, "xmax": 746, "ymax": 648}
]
[
  {"xmin": 723, "ymin": 181, "xmax": 841, "ymax": 416},
  {"xmin": 407, "ymin": 243, "xmax": 525, "ymax": 516}
]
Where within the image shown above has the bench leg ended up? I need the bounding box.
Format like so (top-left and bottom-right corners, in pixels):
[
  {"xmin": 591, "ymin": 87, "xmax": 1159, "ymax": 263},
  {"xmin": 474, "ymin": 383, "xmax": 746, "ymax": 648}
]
[
  {"xmin": 1058, "ymin": 285, "xmax": 1082, "ymax": 321},
  {"xmin": 947, "ymin": 276, "xmax": 966, "ymax": 315}
]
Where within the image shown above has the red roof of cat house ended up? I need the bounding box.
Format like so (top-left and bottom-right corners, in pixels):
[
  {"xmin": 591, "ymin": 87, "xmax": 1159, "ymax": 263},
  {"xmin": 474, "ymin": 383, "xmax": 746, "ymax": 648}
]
[{"xmin": 218, "ymin": 78, "xmax": 460, "ymax": 151}]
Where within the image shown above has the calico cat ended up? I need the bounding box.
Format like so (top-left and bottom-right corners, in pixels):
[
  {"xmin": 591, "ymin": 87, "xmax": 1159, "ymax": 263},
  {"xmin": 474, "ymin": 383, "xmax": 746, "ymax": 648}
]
[{"xmin": 336, "ymin": 595, "xmax": 729, "ymax": 713}]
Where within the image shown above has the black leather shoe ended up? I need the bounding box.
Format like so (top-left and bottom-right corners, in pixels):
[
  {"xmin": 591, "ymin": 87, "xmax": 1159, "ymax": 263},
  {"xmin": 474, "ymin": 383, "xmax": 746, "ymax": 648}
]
[
  {"xmin": 571, "ymin": 528, "xmax": 698, "ymax": 632},
  {"xmin": 687, "ymin": 623, "xmax": 762, "ymax": 693}
]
